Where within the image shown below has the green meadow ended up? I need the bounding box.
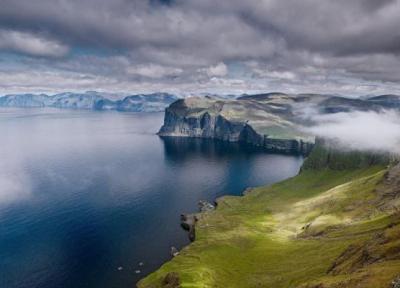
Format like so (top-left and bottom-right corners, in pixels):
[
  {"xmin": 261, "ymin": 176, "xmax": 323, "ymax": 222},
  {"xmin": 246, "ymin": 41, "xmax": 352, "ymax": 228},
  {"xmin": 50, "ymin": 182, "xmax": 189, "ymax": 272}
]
[{"xmin": 138, "ymin": 147, "xmax": 400, "ymax": 288}]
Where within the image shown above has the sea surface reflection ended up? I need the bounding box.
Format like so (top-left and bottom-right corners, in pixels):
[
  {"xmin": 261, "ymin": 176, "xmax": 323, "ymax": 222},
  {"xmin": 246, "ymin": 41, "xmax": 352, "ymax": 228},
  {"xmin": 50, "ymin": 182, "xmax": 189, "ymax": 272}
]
[{"xmin": 0, "ymin": 109, "xmax": 303, "ymax": 288}]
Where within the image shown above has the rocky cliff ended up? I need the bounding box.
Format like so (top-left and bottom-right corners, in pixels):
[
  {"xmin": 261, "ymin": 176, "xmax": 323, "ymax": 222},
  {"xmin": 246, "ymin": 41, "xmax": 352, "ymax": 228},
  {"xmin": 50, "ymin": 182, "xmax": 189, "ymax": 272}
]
[
  {"xmin": 158, "ymin": 96, "xmax": 314, "ymax": 155},
  {"xmin": 158, "ymin": 93, "xmax": 400, "ymax": 155},
  {"xmin": 159, "ymin": 106, "xmax": 310, "ymax": 153},
  {"xmin": 159, "ymin": 107, "xmax": 263, "ymax": 144}
]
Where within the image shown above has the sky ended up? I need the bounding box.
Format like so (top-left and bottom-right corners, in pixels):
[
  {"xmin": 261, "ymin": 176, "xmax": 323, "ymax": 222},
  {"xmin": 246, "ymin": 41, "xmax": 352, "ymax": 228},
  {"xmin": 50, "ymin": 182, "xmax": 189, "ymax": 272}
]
[{"xmin": 1, "ymin": 0, "xmax": 400, "ymax": 96}]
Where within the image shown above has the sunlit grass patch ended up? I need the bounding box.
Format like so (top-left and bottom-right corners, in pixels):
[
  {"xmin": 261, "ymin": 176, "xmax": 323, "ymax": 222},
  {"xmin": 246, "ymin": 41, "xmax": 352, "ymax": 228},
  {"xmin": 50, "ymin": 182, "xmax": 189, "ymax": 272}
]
[{"xmin": 138, "ymin": 156, "xmax": 399, "ymax": 288}]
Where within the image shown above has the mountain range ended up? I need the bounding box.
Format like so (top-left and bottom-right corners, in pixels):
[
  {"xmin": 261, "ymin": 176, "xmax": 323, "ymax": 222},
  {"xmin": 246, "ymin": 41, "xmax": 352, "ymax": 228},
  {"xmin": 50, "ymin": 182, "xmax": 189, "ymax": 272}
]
[{"xmin": 0, "ymin": 91, "xmax": 179, "ymax": 112}]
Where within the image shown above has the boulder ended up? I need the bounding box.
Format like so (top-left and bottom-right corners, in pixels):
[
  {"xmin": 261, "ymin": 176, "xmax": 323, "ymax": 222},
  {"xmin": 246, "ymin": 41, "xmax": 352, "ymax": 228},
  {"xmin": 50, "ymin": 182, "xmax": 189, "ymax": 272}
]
[
  {"xmin": 198, "ymin": 200, "xmax": 215, "ymax": 212},
  {"xmin": 170, "ymin": 246, "xmax": 179, "ymax": 257},
  {"xmin": 162, "ymin": 272, "xmax": 181, "ymax": 288},
  {"xmin": 180, "ymin": 214, "xmax": 197, "ymax": 241},
  {"xmin": 180, "ymin": 214, "xmax": 197, "ymax": 231}
]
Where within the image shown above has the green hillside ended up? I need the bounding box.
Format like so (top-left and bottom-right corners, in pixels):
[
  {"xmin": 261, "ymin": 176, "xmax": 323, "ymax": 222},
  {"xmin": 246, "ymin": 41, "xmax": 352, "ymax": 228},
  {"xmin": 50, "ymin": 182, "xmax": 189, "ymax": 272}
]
[{"xmin": 138, "ymin": 146, "xmax": 400, "ymax": 288}]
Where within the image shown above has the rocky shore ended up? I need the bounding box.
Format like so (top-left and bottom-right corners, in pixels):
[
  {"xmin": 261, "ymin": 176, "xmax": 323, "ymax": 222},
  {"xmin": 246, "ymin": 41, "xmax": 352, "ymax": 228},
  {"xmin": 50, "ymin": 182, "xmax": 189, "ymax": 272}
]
[{"xmin": 179, "ymin": 200, "xmax": 216, "ymax": 242}]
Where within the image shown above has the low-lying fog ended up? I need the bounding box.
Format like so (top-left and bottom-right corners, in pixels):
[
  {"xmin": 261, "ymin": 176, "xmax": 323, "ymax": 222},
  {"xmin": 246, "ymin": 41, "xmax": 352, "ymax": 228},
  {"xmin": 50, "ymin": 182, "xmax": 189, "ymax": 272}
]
[{"xmin": 304, "ymin": 110, "xmax": 400, "ymax": 154}]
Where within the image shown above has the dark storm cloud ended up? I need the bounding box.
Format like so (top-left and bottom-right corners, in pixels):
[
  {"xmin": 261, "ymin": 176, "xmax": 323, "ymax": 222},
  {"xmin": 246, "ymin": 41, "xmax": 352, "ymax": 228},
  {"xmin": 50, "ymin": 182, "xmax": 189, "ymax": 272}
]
[
  {"xmin": 3, "ymin": 0, "xmax": 398, "ymax": 57},
  {"xmin": 0, "ymin": 0, "xmax": 400, "ymax": 94}
]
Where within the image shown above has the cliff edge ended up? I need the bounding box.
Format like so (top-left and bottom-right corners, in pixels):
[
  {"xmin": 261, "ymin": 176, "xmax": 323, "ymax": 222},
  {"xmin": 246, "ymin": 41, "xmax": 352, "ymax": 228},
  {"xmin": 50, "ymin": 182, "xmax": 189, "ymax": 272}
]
[
  {"xmin": 158, "ymin": 95, "xmax": 316, "ymax": 155},
  {"xmin": 157, "ymin": 93, "xmax": 400, "ymax": 156},
  {"xmin": 138, "ymin": 144, "xmax": 400, "ymax": 288}
]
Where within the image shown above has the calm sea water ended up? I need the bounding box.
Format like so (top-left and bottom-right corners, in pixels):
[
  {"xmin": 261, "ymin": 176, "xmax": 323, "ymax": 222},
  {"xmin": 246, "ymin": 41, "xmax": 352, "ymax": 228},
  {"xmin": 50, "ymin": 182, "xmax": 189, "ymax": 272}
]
[{"xmin": 0, "ymin": 109, "xmax": 303, "ymax": 288}]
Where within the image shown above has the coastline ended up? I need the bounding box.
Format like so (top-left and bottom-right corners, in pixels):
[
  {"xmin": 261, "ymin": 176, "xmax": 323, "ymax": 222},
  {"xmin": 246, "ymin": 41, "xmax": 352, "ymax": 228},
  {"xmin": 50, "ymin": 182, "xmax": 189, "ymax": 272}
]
[
  {"xmin": 137, "ymin": 145, "xmax": 400, "ymax": 288},
  {"xmin": 157, "ymin": 97, "xmax": 316, "ymax": 156}
]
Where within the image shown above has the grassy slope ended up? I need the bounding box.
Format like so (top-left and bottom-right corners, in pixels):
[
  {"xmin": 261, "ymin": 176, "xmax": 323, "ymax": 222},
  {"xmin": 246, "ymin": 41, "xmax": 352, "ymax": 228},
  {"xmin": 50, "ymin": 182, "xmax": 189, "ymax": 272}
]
[{"xmin": 138, "ymin": 149, "xmax": 400, "ymax": 288}]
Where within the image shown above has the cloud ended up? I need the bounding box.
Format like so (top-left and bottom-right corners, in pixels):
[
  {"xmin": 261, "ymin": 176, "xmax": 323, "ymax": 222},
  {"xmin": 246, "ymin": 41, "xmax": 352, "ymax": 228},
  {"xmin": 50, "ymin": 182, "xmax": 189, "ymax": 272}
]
[
  {"xmin": 249, "ymin": 63, "xmax": 297, "ymax": 80},
  {"xmin": 0, "ymin": 29, "xmax": 69, "ymax": 57},
  {"xmin": 0, "ymin": 0, "xmax": 400, "ymax": 94},
  {"xmin": 305, "ymin": 110, "xmax": 400, "ymax": 153},
  {"xmin": 126, "ymin": 64, "xmax": 183, "ymax": 79},
  {"xmin": 204, "ymin": 62, "xmax": 228, "ymax": 77}
]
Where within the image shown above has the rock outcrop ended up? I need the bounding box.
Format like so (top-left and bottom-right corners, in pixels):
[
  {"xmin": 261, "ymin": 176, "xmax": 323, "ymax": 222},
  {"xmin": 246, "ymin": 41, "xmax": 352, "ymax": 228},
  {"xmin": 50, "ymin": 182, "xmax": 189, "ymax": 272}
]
[
  {"xmin": 180, "ymin": 214, "xmax": 197, "ymax": 242},
  {"xmin": 162, "ymin": 272, "xmax": 181, "ymax": 288},
  {"xmin": 198, "ymin": 200, "xmax": 215, "ymax": 212},
  {"xmin": 158, "ymin": 96, "xmax": 315, "ymax": 155},
  {"xmin": 158, "ymin": 93, "xmax": 400, "ymax": 156}
]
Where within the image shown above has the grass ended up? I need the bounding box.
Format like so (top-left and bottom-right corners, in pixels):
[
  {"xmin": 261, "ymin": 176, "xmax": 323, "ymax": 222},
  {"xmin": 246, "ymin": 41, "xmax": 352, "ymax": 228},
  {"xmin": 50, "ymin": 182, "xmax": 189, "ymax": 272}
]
[{"xmin": 137, "ymin": 149, "xmax": 399, "ymax": 288}]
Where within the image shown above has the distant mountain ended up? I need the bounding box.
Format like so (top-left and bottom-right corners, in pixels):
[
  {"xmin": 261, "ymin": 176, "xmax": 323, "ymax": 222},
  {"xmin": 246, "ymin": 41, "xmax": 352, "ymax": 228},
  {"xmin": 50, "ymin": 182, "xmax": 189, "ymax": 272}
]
[
  {"xmin": 0, "ymin": 92, "xmax": 179, "ymax": 112},
  {"xmin": 366, "ymin": 94, "xmax": 400, "ymax": 108}
]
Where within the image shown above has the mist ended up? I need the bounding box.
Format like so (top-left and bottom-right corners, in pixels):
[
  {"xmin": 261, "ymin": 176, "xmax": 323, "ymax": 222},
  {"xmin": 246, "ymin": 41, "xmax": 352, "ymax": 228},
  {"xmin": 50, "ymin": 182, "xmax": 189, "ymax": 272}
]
[
  {"xmin": 304, "ymin": 110, "xmax": 400, "ymax": 154},
  {"xmin": 0, "ymin": 160, "xmax": 31, "ymax": 204},
  {"xmin": 0, "ymin": 109, "xmax": 164, "ymax": 205}
]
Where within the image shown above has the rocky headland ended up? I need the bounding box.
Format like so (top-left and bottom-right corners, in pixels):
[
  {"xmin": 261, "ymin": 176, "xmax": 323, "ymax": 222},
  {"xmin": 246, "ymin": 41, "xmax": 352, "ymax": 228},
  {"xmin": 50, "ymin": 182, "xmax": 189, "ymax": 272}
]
[{"xmin": 157, "ymin": 93, "xmax": 400, "ymax": 155}]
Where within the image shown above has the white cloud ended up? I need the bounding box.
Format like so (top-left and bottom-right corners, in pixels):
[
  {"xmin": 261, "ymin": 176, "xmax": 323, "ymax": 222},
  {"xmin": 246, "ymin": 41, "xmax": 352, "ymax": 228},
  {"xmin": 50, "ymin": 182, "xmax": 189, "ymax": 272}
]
[
  {"xmin": 0, "ymin": 0, "xmax": 400, "ymax": 93},
  {"xmin": 254, "ymin": 69, "xmax": 297, "ymax": 80},
  {"xmin": 0, "ymin": 29, "xmax": 69, "ymax": 57},
  {"xmin": 305, "ymin": 110, "xmax": 400, "ymax": 154},
  {"xmin": 205, "ymin": 62, "xmax": 228, "ymax": 77},
  {"xmin": 126, "ymin": 64, "xmax": 183, "ymax": 78}
]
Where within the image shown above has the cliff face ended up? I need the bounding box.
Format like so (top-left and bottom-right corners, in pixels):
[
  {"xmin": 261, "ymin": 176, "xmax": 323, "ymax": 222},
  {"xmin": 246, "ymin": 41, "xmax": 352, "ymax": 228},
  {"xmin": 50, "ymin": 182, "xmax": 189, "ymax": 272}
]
[
  {"xmin": 158, "ymin": 97, "xmax": 314, "ymax": 155},
  {"xmin": 158, "ymin": 108, "xmax": 313, "ymax": 154},
  {"xmin": 159, "ymin": 109, "xmax": 262, "ymax": 143},
  {"xmin": 263, "ymin": 137, "xmax": 314, "ymax": 155},
  {"xmin": 158, "ymin": 93, "xmax": 400, "ymax": 156}
]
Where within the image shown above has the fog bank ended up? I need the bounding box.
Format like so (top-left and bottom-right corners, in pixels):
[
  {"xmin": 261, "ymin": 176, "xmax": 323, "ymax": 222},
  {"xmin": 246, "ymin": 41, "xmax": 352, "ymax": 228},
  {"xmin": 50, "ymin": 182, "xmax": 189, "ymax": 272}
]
[{"xmin": 305, "ymin": 110, "xmax": 400, "ymax": 154}]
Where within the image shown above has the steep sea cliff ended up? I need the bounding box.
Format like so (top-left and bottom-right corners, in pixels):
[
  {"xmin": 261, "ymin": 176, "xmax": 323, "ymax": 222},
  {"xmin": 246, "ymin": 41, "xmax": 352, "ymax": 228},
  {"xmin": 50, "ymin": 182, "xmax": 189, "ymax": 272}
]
[
  {"xmin": 158, "ymin": 96, "xmax": 315, "ymax": 155},
  {"xmin": 158, "ymin": 93, "xmax": 400, "ymax": 156}
]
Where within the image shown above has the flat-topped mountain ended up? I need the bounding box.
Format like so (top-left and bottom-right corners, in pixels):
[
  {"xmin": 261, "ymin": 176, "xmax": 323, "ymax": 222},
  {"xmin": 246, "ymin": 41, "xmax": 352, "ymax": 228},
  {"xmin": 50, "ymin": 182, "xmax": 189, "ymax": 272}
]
[
  {"xmin": 0, "ymin": 92, "xmax": 178, "ymax": 112},
  {"xmin": 158, "ymin": 93, "xmax": 400, "ymax": 155}
]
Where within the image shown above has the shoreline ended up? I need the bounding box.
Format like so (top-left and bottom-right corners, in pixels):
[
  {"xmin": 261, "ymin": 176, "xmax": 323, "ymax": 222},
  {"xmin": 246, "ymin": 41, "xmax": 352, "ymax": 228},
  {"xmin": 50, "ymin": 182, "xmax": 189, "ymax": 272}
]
[{"xmin": 137, "ymin": 145, "xmax": 400, "ymax": 288}]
